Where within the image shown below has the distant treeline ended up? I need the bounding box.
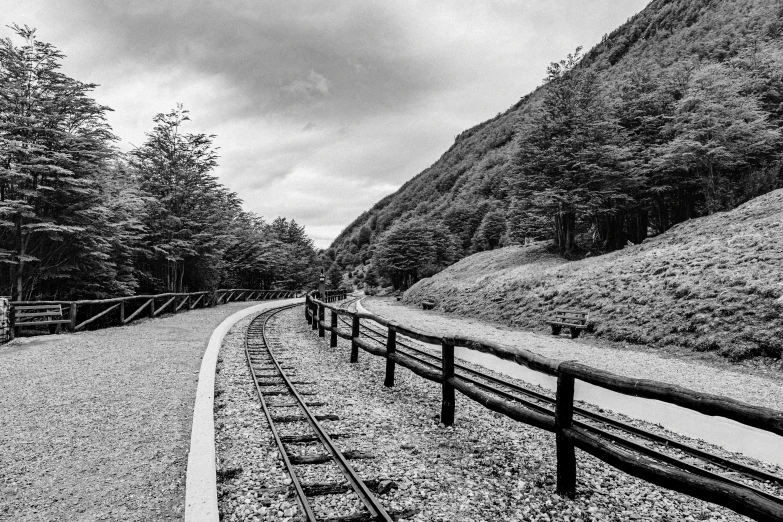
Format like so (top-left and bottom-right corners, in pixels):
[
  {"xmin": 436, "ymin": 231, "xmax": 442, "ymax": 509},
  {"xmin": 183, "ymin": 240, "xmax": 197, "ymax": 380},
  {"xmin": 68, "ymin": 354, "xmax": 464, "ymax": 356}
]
[
  {"xmin": 0, "ymin": 25, "xmax": 319, "ymax": 301},
  {"xmin": 329, "ymin": 0, "xmax": 783, "ymax": 290}
]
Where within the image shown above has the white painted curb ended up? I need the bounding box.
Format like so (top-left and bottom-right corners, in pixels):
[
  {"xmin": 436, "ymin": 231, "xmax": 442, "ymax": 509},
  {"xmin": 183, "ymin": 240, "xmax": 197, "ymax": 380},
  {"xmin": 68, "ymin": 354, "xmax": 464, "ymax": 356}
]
[{"xmin": 185, "ymin": 298, "xmax": 302, "ymax": 522}]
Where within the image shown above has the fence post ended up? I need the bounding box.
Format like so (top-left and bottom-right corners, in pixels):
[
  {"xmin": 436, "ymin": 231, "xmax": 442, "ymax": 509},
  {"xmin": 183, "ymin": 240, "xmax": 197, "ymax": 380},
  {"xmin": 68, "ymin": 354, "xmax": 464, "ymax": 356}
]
[
  {"xmin": 441, "ymin": 339, "xmax": 455, "ymax": 426},
  {"xmin": 149, "ymin": 297, "xmax": 155, "ymax": 318},
  {"xmin": 385, "ymin": 327, "xmax": 396, "ymax": 387},
  {"xmin": 350, "ymin": 315, "xmax": 360, "ymax": 363},
  {"xmin": 318, "ymin": 304, "xmax": 325, "ymax": 337},
  {"xmin": 330, "ymin": 310, "xmax": 337, "ymax": 347},
  {"xmin": 8, "ymin": 304, "xmax": 15, "ymax": 340},
  {"xmin": 305, "ymin": 295, "xmax": 310, "ymax": 323},
  {"xmin": 119, "ymin": 299, "xmax": 125, "ymax": 325},
  {"xmin": 70, "ymin": 302, "xmax": 78, "ymax": 331},
  {"xmin": 555, "ymin": 373, "xmax": 577, "ymax": 496},
  {"xmin": 311, "ymin": 302, "xmax": 318, "ymax": 331}
]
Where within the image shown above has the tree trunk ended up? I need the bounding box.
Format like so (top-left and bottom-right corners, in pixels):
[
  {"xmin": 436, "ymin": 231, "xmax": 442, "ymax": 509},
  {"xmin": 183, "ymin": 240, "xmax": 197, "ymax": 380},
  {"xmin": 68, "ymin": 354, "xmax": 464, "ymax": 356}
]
[{"xmin": 13, "ymin": 216, "xmax": 23, "ymax": 301}]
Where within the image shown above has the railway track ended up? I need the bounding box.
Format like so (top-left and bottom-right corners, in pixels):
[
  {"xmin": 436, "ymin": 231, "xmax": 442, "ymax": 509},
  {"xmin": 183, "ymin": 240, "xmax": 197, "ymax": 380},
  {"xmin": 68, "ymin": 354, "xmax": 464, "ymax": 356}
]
[
  {"xmin": 244, "ymin": 304, "xmax": 411, "ymax": 522},
  {"xmin": 333, "ymin": 302, "xmax": 783, "ymax": 503}
]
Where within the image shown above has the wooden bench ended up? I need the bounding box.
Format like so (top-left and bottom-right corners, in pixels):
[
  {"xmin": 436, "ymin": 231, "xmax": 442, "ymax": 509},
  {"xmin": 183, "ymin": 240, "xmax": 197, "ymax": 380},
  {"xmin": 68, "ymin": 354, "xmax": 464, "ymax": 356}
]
[
  {"xmin": 422, "ymin": 298, "xmax": 436, "ymax": 310},
  {"xmin": 13, "ymin": 304, "xmax": 71, "ymax": 336},
  {"xmin": 545, "ymin": 309, "xmax": 591, "ymax": 338}
]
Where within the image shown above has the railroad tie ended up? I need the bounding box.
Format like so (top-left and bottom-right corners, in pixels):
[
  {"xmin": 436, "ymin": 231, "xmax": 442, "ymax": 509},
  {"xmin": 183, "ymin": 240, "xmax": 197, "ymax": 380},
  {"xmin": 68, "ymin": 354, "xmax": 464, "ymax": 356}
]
[
  {"xmin": 289, "ymin": 450, "xmax": 374, "ymax": 465},
  {"xmin": 301, "ymin": 478, "xmax": 397, "ymax": 496},
  {"xmin": 263, "ymin": 391, "xmax": 317, "ymax": 396},
  {"xmin": 272, "ymin": 413, "xmax": 339, "ymax": 423},
  {"xmin": 269, "ymin": 401, "xmax": 326, "ymax": 408},
  {"xmin": 279, "ymin": 433, "xmax": 352, "ymax": 443},
  {"xmin": 320, "ymin": 508, "xmax": 419, "ymax": 522}
]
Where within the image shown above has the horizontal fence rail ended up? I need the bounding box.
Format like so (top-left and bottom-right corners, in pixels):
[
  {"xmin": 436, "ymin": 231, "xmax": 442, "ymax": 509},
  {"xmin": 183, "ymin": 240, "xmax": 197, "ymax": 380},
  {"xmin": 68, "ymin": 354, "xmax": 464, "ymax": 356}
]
[
  {"xmin": 8, "ymin": 288, "xmax": 302, "ymax": 340},
  {"xmin": 304, "ymin": 292, "xmax": 783, "ymax": 522}
]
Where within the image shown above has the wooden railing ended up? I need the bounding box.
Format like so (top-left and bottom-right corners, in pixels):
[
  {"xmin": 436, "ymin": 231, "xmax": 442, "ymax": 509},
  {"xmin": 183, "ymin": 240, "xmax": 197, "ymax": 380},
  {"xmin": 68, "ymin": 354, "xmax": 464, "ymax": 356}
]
[
  {"xmin": 316, "ymin": 289, "xmax": 348, "ymax": 303},
  {"xmin": 9, "ymin": 288, "xmax": 301, "ymax": 340},
  {"xmin": 305, "ymin": 293, "xmax": 783, "ymax": 522}
]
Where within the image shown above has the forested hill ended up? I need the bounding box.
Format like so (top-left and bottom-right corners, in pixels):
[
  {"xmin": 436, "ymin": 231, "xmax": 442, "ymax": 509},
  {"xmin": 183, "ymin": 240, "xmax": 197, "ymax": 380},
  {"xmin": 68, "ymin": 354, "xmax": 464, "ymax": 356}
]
[{"xmin": 328, "ymin": 0, "xmax": 783, "ymax": 289}]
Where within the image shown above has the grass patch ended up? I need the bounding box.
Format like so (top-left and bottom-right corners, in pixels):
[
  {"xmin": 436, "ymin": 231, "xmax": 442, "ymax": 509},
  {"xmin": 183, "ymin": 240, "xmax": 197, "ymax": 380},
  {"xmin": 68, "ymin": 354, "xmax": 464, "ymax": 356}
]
[{"xmin": 407, "ymin": 189, "xmax": 783, "ymax": 363}]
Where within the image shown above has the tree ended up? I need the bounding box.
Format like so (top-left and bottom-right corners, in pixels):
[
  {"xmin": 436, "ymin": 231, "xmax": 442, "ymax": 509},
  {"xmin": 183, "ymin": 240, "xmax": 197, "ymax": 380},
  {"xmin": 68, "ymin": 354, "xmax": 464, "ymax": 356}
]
[
  {"xmin": 471, "ymin": 210, "xmax": 507, "ymax": 252},
  {"xmin": 364, "ymin": 266, "xmax": 379, "ymax": 288},
  {"xmin": 656, "ymin": 63, "xmax": 781, "ymax": 213},
  {"xmin": 326, "ymin": 263, "xmax": 342, "ymax": 289},
  {"xmin": 130, "ymin": 105, "xmax": 226, "ymax": 292},
  {"xmin": 372, "ymin": 219, "xmax": 456, "ymax": 289},
  {"xmin": 0, "ymin": 25, "xmax": 119, "ymax": 299},
  {"xmin": 513, "ymin": 48, "xmax": 635, "ymax": 253}
]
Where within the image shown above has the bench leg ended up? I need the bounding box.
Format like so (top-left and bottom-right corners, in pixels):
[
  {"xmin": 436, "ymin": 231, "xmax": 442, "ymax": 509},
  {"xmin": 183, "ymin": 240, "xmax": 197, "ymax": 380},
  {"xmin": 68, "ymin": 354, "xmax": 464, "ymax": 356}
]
[
  {"xmin": 551, "ymin": 325, "xmax": 562, "ymax": 336},
  {"xmin": 570, "ymin": 328, "xmax": 580, "ymax": 339}
]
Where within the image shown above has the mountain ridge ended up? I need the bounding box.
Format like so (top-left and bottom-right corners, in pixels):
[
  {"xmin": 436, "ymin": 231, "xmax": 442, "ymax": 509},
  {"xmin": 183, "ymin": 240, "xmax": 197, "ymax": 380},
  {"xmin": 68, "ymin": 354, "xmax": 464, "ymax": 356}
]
[{"xmin": 328, "ymin": 0, "xmax": 783, "ymax": 277}]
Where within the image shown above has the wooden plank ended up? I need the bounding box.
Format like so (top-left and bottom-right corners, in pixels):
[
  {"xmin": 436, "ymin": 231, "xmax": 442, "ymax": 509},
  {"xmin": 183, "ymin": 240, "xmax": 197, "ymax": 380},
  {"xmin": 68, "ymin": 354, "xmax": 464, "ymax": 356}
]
[
  {"xmin": 450, "ymin": 336, "xmax": 561, "ymax": 376},
  {"xmin": 154, "ymin": 296, "xmax": 177, "ymax": 316},
  {"xmin": 74, "ymin": 303, "xmax": 121, "ymax": 331},
  {"xmin": 389, "ymin": 322, "xmax": 441, "ymax": 345},
  {"xmin": 384, "ymin": 328, "xmax": 396, "ymax": 387},
  {"xmin": 15, "ymin": 319, "xmax": 71, "ymax": 326},
  {"xmin": 69, "ymin": 302, "xmax": 77, "ymax": 332},
  {"xmin": 350, "ymin": 316, "xmax": 360, "ymax": 363},
  {"xmin": 441, "ymin": 340, "xmax": 455, "ymax": 426},
  {"xmin": 189, "ymin": 294, "xmax": 205, "ymax": 310},
  {"xmin": 449, "ymin": 376, "xmax": 555, "ymax": 432},
  {"xmin": 559, "ymin": 361, "xmax": 783, "ymax": 437},
  {"xmin": 556, "ymin": 374, "xmax": 576, "ymax": 496},
  {"xmin": 545, "ymin": 321, "xmax": 588, "ymax": 328},
  {"xmin": 564, "ymin": 426, "xmax": 783, "ymax": 522},
  {"xmin": 330, "ymin": 310, "xmax": 338, "ymax": 348},
  {"xmin": 15, "ymin": 305, "xmax": 63, "ymax": 312},
  {"xmin": 123, "ymin": 298, "xmax": 153, "ymax": 325},
  {"xmin": 390, "ymin": 351, "xmax": 442, "ymax": 384},
  {"xmin": 354, "ymin": 338, "xmax": 385, "ymax": 358},
  {"xmin": 16, "ymin": 311, "xmax": 64, "ymax": 318},
  {"xmin": 175, "ymin": 295, "xmax": 190, "ymax": 312},
  {"xmin": 8, "ymin": 305, "xmax": 16, "ymax": 340}
]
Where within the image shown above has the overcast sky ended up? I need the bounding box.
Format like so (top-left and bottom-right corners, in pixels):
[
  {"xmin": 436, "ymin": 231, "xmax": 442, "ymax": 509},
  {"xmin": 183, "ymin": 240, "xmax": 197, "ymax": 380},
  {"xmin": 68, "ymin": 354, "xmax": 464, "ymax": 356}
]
[{"xmin": 4, "ymin": 0, "xmax": 650, "ymax": 248}]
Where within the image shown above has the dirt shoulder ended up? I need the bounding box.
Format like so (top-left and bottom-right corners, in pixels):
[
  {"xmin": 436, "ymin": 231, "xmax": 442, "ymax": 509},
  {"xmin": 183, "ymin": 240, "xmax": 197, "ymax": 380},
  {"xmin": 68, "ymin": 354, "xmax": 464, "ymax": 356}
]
[
  {"xmin": 363, "ymin": 297, "xmax": 783, "ymax": 411},
  {"xmin": 0, "ymin": 301, "xmax": 265, "ymax": 522}
]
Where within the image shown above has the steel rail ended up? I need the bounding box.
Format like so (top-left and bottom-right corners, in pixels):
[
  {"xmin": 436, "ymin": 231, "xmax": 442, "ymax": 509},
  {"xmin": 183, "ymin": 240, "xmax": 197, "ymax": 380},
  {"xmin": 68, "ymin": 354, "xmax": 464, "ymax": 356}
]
[
  {"xmin": 245, "ymin": 305, "xmax": 316, "ymax": 521},
  {"xmin": 338, "ymin": 313, "xmax": 783, "ymax": 492},
  {"xmin": 247, "ymin": 303, "xmax": 393, "ymax": 522}
]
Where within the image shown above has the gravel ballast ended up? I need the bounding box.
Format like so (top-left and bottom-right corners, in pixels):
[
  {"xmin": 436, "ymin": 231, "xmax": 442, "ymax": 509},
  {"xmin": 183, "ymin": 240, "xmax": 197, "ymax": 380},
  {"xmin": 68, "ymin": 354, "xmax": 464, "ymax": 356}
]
[
  {"xmin": 214, "ymin": 305, "xmax": 758, "ymax": 522},
  {"xmin": 0, "ymin": 301, "xmax": 266, "ymax": 521}
]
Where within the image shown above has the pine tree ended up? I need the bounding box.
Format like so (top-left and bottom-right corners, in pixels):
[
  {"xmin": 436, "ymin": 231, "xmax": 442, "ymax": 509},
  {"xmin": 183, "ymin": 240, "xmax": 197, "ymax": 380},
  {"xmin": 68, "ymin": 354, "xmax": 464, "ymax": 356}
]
[
  {"xmin": 0, "ymin": 25, "xmax": 119, "ymax": 299},
  {"xmin": 656, "ymin": 63, "xmax": 781, "ymax": 213}
]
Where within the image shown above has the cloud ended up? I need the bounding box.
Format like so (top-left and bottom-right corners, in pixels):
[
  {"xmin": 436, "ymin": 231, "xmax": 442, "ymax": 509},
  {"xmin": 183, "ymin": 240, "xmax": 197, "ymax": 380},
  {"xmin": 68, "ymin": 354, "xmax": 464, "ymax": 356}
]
[
  {"xmin": 284, "ymin": 70, "xmax": 332, "ymax": 98},
  {"xmin": 4, "ymin": 0, "xmax": 652, "ymax": 249}
]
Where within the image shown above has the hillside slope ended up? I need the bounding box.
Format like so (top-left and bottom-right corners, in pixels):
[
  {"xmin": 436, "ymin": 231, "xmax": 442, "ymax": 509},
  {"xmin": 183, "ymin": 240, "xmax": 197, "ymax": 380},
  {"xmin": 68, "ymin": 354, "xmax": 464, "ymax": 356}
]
[
  {"xmin": 405, "ymin": 189, "xmax": 783, "ymax": 362},
  {"xmin": 330, "ymin": 0, "xmax": 783, "ymax": 269}
]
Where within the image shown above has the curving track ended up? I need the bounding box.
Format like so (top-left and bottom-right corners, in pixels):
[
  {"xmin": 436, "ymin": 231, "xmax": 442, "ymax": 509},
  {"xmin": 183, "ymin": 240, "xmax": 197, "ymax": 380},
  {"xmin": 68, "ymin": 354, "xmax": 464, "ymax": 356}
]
[{"xmin": 244, "ymin": 304, "xmax": 399, "ymax": 522}]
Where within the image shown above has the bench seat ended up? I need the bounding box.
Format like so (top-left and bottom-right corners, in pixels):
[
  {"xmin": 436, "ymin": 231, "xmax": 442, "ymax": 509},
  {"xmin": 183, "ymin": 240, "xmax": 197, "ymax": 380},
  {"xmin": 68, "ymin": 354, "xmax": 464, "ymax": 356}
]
[
  {"xmin": 14, "ymin": 305, "xmax": 69, "ymax": 335},
  {"xmin": 545, "ymin": 309, "xmax": 591, "ymax": 338}
]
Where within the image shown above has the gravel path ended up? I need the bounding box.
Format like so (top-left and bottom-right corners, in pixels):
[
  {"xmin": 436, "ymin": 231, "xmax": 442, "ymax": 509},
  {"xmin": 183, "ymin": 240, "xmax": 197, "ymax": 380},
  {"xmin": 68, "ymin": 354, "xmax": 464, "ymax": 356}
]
[
  {"xmin": 363, "ymin": 297, "xmax": 783, "ymax": 411},
  {"xmin": 0, "ymin": 301, "xmax": 264, "ymax": 521},
  {"xmin": 215, "ymin": 305, "xmax": 754, "ymax": 522}
]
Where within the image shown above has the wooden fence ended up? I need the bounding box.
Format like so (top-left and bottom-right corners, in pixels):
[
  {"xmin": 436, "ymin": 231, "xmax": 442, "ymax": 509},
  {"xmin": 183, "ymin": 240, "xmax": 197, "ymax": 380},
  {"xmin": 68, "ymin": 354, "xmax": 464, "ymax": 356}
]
[
  {"xmin": 305, "ymin": 293, "xmax": 783, "ymax": 522},
  {"xmin": 9, "ymin": 288, "xmax": 301, "ymax": 340}
]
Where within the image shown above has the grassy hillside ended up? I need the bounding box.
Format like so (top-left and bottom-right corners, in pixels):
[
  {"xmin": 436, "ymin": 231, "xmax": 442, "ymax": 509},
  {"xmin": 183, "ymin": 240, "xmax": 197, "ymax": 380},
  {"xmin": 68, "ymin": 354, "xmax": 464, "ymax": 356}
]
[
  {"xmin": 329, "ymin": 0, "xmax": 783, "ymax": 271},
  {"xmin": 405, "ymin": 189, "xmax": 783, "ymax": 362}
]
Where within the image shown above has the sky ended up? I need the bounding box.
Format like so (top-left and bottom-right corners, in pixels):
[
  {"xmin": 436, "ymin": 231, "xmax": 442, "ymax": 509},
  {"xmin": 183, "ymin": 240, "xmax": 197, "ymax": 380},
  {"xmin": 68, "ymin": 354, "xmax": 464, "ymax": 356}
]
[{"xmin": 3, "ymin": 0, "xmax": 650, "ymax": 248}]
